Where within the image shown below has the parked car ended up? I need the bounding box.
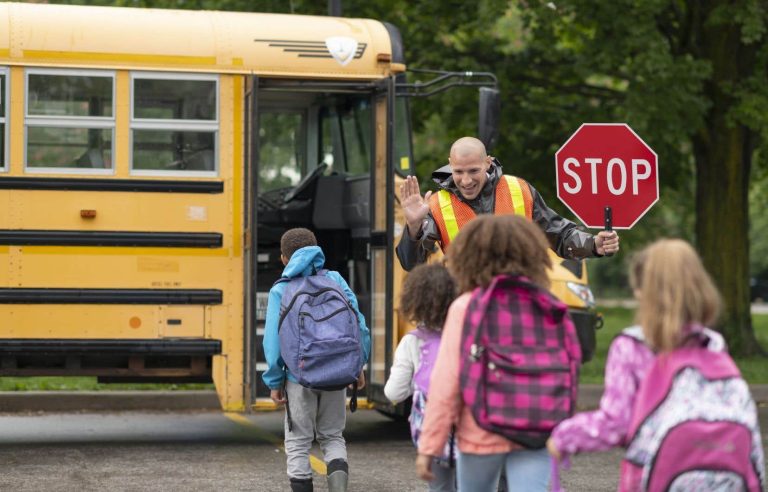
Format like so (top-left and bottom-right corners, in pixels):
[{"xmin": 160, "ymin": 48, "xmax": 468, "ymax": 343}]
[{"xmin": 750, "ymin": 277, "xmax": 768, "ymax": 303}]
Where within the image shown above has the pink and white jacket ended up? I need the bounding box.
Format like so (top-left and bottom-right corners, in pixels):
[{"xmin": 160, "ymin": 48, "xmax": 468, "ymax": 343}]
[{"xmin": 550, "ymin": 327, "xmax": 655, "ymax": 456}]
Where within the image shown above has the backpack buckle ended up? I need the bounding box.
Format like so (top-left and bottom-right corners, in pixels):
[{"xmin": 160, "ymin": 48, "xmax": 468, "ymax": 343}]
[{"xmin": 470, "ymin": 344, "xmax": 484, "ymax": 361}]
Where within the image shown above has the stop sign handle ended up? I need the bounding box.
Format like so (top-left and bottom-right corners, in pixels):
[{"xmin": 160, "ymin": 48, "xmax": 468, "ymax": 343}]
[{"xmin": 603, "ymin": 206, "xmax": 614, "ymax": 257}]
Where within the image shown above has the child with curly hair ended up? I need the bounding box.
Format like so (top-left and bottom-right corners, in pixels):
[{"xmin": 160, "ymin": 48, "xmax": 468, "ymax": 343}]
[{"xmin": 385, "ymin": 262, "xmax": 458, "ymax": 491}]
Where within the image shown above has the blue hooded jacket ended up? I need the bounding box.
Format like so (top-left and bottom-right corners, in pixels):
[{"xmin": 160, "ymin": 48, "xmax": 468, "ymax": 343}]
[{"xmin": 261, "ymin": 245, "xmax": 371, "ymax": 390}]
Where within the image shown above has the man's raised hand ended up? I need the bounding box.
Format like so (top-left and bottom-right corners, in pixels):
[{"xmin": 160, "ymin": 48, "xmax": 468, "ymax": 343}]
[{"xmin": 399, "ymin": 175, "xmax": 432, "ymax": 239}]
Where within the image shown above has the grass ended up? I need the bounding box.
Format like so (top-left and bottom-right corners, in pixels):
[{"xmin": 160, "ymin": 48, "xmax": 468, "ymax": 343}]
[
  {"xmin": 579, "ymin": 307, "xmax": 768, "ymax": 384},
  {"xmin": 0, "ymin": 377, "xmax": 213, "ymax": 392},
  {"xmin": 2, "ymin": 308, "xmax": 767, "ymax": 390}
]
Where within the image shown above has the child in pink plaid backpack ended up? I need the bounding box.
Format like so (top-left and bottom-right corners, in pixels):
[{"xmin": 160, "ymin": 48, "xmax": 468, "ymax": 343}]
[
  {"xmin": 416, "ymin": 215, "xmax": 581, "ymax": 492},
  {"xmin": 385, "ymin": 263, "xmax": 458, "ymax": 491},
  {"xmin": 547, "ymin": 239, "xmax": 765, "ymax": 492}
]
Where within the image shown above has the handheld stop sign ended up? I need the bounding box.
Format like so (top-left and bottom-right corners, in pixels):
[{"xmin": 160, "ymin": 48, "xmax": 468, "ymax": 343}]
[{"xmin": 555, "ymin": 124, "xmax": 658, "ymax": 241}]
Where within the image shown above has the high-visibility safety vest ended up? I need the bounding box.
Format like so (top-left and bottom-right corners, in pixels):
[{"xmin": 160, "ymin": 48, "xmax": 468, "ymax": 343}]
[{"xmin": 428, "ymin": 175, "xmax": 533, "ymax": 251}]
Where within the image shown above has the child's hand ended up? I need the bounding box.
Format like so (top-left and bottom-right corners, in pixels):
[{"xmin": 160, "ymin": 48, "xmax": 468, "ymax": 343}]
[
  {"xmin": 270, "ymin": 389, "xmax": 287, "ymax": 405},
  {"xmin": 415, "ymin": 453, "xmax": 434, "ymax": 481},
  {"xmin": 355, "ymin": 370, "xmax": 366, "ymax": 390},
  {"xmin": 546, "ymin": 437, "xmax": 561, "ymax": 461},
  {"xmin": 348, "ymin": 370, "xmax": 365, "ymax": 389}
]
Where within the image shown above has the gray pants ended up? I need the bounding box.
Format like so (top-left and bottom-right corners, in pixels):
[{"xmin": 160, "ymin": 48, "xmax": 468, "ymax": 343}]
[{"xmin": 284, "ymin": 380, "xmax": 347, "ymax": 480}]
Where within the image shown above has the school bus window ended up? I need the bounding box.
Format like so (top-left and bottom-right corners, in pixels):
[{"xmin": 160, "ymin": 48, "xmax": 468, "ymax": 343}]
[
  {"xmin": 133, "ymin": 78, "xmax": 216, "ymax": 120},
  {"xmin": 131, "ymin": 73, "xmax": 218, "ymax": 175},
  {"xmin": 319, "ymin": 97, "xmax": 372, "ymax": 177},
  {"xmin": 258, "ymin": 111, "xmax": 305, "ymax": 192},
  {"xmin": 320, "ymin": 107, "xmax": 342, "ymax": 171},
  {"xmin": 0, "ymin": 70, "xmax": 6, "ymax": 171},
  {"xmin": 25, "ymin": 70, "xmax": 115, "ymax": 172},
  {"xmin": 340, "ymin": 98, "xmax": 372, "ymax": 176}
]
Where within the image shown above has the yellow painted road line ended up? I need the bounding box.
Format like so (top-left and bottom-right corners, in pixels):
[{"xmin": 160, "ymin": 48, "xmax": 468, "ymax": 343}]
[
  {"xmin": 251, "ymin": 397, "xmax": 375, "ymax": 412},
  {"xmin": 223, "ymin": 412, "xmax": 327, "ymax": 476}
]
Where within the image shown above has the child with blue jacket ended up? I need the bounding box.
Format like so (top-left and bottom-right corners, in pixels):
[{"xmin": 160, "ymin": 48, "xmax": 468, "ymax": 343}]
[{"xmin": 262, "ymin": 228, "xmax": 370, "ymax": 492}]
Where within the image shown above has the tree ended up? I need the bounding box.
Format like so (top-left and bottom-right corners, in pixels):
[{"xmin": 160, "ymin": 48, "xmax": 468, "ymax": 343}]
[
  {"xmin": 692, "ymin": 2, "xmax": 768, "ymax": 355},
  {"xmin": 495, "ymin": 1, "xmax": 768, "ymax": 355}
]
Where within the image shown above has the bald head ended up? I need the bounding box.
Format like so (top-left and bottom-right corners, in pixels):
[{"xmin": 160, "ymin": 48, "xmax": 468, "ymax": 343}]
[
  {"xmin": 450, "ymin": 137, "xmax": 487, "ymax": 162},
  {"xmin": 448, "ymin": 137, "xmax": 492, "ymax": 201}
]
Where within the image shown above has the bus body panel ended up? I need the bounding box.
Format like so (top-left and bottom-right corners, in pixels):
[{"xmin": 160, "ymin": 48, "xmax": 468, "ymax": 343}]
[
  {"xmin": 0, "ymin": 190, "xmax": 228, "ymax": 232},
  {"xmin": 0, "ymin": 3, "xmax": 395, "ymax": 78},
  {"xmin": 0, "ymin": 305, "xmax": 207, "ymax": 339}
]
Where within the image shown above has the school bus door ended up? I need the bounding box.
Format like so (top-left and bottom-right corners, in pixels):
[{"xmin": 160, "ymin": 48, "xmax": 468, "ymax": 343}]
[
  {"xmin": 366, "ymin": 79, "xmax": 396, "ymax": 405},
  {"xmin": 243, "ymin": 76, "xmax": 395, "ymax": 409}
]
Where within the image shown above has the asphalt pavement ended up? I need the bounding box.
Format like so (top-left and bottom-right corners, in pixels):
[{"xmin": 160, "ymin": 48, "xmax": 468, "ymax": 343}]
[
  {"xmin": 0, "ymin": 405, "xmax": 765, "ymax": 491},
  {"xmin": 1, "ymin": 384, "xmax": 767, "ymax": 413}
]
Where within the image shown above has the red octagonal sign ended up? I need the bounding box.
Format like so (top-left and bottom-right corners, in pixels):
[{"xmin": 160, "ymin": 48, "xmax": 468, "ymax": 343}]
[{"xmin": 556, "ymin": 123, "xmax": 658, "ymax": 229}]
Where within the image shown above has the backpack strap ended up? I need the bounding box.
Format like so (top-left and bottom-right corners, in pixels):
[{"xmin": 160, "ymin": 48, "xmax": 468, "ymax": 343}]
[
  {"xmin": 700, "ymin": 327, "xmax": 726, "ymax": 352},
  {"xmin": 283, "ymin": 374, "xmax": 294, "ymax": 432},
  {"xmin": 272, "ymin": 266, "xmax": 327, "ymax": 288},
  {"xmin": 550, "ymin": 457, "xmax": 571, "ymax": 492},
  {"xmin": 620, "ymin": 325, "xmax": 646, "ymax": 343},
  {"xmin": 410, "ymin": 324, "xmax": 438, "ymax": 341},
  {"xmin": 350, "ymin": 383, "xmax": 358, "ymax": 413},
  {"xmin": 466, "ymin": 276, "xmax": 506, "ymax": 360},
  {"xmin": 273, "ymin": 276, "xmax": 290, "ymax": 287}
]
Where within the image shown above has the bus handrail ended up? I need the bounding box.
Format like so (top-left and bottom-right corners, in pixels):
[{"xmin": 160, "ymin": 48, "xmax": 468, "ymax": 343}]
[{"xmin": 396, "ymin": 69, "xmax": 498, "ymax": 97}]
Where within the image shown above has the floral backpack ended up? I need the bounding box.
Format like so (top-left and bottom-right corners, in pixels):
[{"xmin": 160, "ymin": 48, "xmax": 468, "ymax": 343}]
[{"xmin": 619, "ymin": 326, "xmax": 765, "ymax": 491}]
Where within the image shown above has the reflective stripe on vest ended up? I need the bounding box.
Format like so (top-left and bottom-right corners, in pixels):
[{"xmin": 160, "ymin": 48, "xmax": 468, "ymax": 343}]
[
  {"xmin": 428, "ymin": 175, "xmax": 533, "ymax": 251},
  {"xmin": 505, "ymin": 175, "xmax": 527, "ymax": 217},
  {"xmin": 436, "ymin": 187, "xmax": 460, "ymax": 244}
]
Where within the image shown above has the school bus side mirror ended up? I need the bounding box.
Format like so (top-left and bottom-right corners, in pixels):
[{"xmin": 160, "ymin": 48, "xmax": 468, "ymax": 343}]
[{"xmin": 478, "ymin": 87, "xmax": 500, "ymax": 153}]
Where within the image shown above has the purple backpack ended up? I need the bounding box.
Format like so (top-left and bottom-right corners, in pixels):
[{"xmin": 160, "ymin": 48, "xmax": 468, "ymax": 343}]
[
  {"xmin": 412, "ymin": 327, "xmax": 441, "ymax": 396},
  {"xmin": 459, "ymin": 274, "xmax": 581, "ymax": 449},
  {"xmin": 409, "ymin": 327, "xmax": 455, "ymax": 462},
  {"xmin": 277, "ymin": 270, "xmax": 363, "ymax": 391},
  {"xmin": 620, "ymin": 327, "xmax": 765, "ymax": 492},
  {"xmin": 408, "ymin": 327, "xmax": 441, "ymax": 446}
]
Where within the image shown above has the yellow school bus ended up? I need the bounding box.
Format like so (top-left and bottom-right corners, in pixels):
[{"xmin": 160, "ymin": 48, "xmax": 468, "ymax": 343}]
[{"xmin": 0, "ymin": 2, "xmax": 598, "ymax": 412}]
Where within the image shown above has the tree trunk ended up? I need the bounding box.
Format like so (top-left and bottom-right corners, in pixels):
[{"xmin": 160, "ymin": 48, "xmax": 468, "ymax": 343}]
[{"xmin": 694, "ymin": 3, "xmax": 762, "ymax": 356}]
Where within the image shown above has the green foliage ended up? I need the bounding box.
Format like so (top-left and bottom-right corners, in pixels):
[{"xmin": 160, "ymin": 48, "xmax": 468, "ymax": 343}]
[
  {"xmin": 749, "ymin": 169, "xmax": 768, "ymax": 279},
  {"xmin": 0, "ymin": 377, "xmax": 213, "ymax": 391},
  {"xmin": 579, "ymin": 307, "xmax": 634, "ymax": 384},
  {"xmin": 580, "ymin": 308, "xmax": 768, "ymax": 384}
]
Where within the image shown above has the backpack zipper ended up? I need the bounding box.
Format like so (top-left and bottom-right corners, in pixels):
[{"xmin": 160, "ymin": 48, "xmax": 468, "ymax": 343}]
[
  {"xmin": 278, "ymin": 286, "xmax": 353, "ymax": 329},
  {"xmin": 301, "ymin": 306, "xmax": 351, "ymax": 323}
]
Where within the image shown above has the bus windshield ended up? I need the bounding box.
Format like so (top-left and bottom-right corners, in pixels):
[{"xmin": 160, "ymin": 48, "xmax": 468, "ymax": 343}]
[{"xmin": 257, "ymin": 92, "xmax": 374, "ymax": 204}]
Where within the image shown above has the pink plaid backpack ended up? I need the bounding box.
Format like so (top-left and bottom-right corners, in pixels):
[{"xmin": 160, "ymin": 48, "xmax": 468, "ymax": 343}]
[{"xmin": 459, "ymin": 274, "xmax": 581, "ymax": 449}]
